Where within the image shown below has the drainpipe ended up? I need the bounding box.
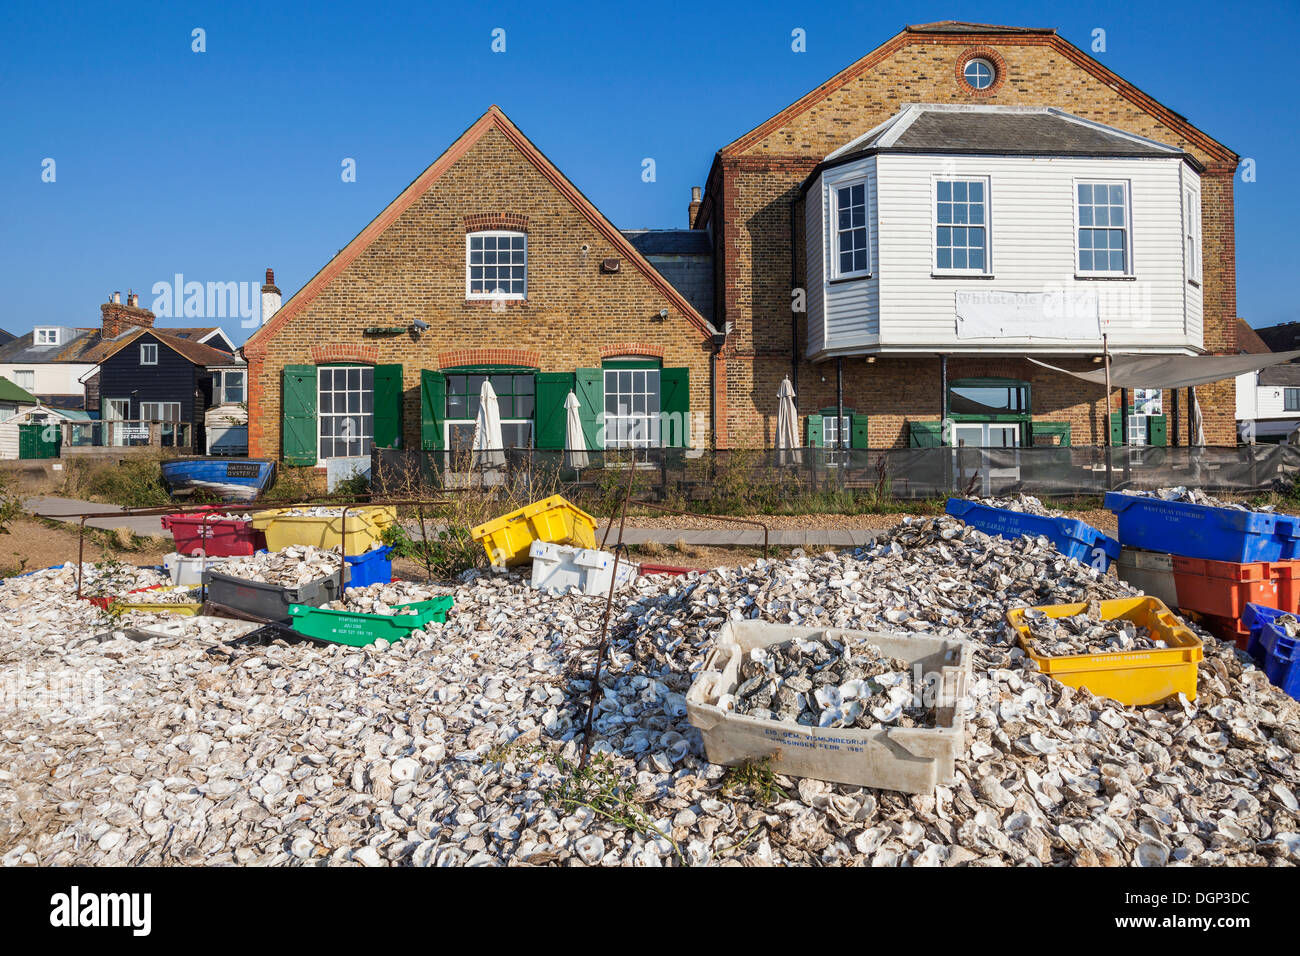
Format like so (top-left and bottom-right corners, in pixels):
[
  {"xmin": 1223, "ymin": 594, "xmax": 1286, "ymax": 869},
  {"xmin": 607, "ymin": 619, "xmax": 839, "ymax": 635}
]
[
  {"xmin": 836, "ymin": 357, "xmax": 845, "ymax": 450},
  {"xmin": 789, "ymin": 196, "xmax": 800, "ymax": 399},
  {"xmin": 710, "ymin": 330, "xmax": 726, "ymax": 451},
  {"xmin": 1171, "ymin": 389, "xmax": 1180, "ymax": 446}
]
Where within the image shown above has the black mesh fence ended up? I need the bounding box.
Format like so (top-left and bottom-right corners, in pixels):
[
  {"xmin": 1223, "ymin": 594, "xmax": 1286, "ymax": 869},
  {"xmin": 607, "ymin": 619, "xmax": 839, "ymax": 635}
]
[{"xmin": 370, "ymin": 444, "xmax": 1300, "ymax": 501}]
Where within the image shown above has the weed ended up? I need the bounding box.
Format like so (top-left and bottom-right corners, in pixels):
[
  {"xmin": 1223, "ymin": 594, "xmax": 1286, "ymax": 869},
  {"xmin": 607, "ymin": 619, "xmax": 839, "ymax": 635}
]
[
  {"xmin": 0, "ymin": 473, "xmax": 21, "ymax": 534},
  {"xmin": 56, "ymin": 456, "xmax": 172, "ymax": 508},
  {"xmin": 537, "ymin": 751, "xmax": 685, "ymax": 865},
  {"xmin": 720, "ymin": 757, "xmax": 787, "ymax": 806}
]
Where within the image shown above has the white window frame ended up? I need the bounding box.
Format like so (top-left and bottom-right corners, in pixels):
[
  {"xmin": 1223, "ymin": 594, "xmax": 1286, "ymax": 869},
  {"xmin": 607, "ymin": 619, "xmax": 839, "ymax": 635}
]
[
  {"xmin": 139, "ymin": 401, "xmax": 180, "ymax": 422},
  {"xmin": 829, "ymin": 176, "xmax": 871, "ymax": 280},
  {"xmin": 963, "ymin": 58, "xmax": 995, "ymax": 90},
  {"xmin": 34, "ymin": 328, "xmax": 59, "ymax": 346},
  {"xmin": 932, "ymin": 175, "xmax": 992, "ymax": 276},
  {"xmin": 1074, "ymin": 179, "xmax": 1133, "ymax": 277},
  {"xmin": 1285, "ymin": 388, "xmax": 1300, "ymax": 413},
  {"xmin": 603, "ymin": 366, "xmax": 662, "ymax": 449},
  {"xmin": 12, "ymin": 370, "xmax": 35, "ymax": 391},
  {"xmin": 217, "ymin": 369, "xmax": 245, "ymax": 404},
  {"xmin": 317, "ymin": 366, "xmax": 374, "ymax": 460},
  {"xmin": 140, "ymin": 343, "xmax": 158, "ymax": 365},
  {"xmin": 465, "ymin": 230, "xmax": 527, "ymax": 301},
  {"xmin": 1185, "ymin": 186, "xmax": 1202, "ymax": 285}
]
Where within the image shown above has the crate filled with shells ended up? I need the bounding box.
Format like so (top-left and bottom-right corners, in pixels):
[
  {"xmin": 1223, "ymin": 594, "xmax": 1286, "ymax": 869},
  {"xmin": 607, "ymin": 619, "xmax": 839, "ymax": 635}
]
[
  {"xmin": 202, "ymin": 546, "xmax": 350, "ymax": 622},
  {"xmin": 1005, "ymin": 595, "xmax": 1203, "ymax": 706},
  {"xmin": 686, "ymin": 620, "xmax": 972, "ymax": 794}
]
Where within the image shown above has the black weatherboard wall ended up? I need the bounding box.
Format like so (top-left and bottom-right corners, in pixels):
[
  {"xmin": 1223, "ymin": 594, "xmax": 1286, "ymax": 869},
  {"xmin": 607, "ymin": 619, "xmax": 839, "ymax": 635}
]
[{"xmin": 98, "ymin": 332, "xmax": 209, "ymax": 445}]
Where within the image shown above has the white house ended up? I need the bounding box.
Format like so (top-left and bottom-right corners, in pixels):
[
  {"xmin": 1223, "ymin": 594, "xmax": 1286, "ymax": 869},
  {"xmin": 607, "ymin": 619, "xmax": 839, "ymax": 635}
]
[{"xmin": 802, "ymin": 105, "xmax": 1204, "ymax": 361}]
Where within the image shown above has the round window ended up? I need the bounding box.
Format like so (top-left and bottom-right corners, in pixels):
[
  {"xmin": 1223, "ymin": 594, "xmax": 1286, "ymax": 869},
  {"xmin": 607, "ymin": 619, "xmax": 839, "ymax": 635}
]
[{"xmin": 963, "ymin": 57, "xmax": 995, "ymax": 90}]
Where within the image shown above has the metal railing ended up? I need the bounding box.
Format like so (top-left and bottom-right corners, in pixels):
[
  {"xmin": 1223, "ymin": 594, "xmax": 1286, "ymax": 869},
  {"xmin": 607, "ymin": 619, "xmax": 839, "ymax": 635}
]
[
  {"xmin": 372, "ymin": 444, "xmax": 1300, "ymax": 500},
  {"xmin": 62, "ymin": 419, "xmax": 194, "ymax": 452}
]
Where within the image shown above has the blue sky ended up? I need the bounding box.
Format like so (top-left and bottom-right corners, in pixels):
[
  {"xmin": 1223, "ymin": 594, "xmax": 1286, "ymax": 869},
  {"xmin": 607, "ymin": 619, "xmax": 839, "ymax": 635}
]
[{"xmin": 1, "ymin": 0, "xmax": 1295, "ymax": 344}]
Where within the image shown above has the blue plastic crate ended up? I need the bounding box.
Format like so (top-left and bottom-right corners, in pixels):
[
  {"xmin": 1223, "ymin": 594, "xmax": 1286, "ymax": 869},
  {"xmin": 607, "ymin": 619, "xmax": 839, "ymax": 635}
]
[
  {"xmin": 1241, "ymin": 602, "xmax": 1287, "ymax": 660},
  {"xmin": 945, "ymin": 499, "xmax": 1121, "ymax": 570},
  {"xmin": 1104, "ymin": 492, "xmax": 1290, "ymax": 562},
  {"xmin": 1253, "ymin": 612, "xmax": 1300, "ymax": 701},
  {"xmin": 344, "ymin": 546, "xmax": 393, "ymax": 588}
]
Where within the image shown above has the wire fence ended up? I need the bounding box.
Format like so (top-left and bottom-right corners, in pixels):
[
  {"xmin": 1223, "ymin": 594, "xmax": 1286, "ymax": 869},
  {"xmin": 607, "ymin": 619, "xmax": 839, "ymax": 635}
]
[{"xmin": 371, "ymin": 444, "xmax": 1299, "ymax": 501}]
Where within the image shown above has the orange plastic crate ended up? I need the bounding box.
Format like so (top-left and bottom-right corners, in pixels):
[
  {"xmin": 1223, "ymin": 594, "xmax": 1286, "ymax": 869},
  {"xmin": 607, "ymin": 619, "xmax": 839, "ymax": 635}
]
[
  {"xmin": 1271, "ymin": 561, "xmax": 1300, "ymax": 615},
  {"xmin": 1171, "ymin": 556, "xmax": 1277, "ymax": 619}
]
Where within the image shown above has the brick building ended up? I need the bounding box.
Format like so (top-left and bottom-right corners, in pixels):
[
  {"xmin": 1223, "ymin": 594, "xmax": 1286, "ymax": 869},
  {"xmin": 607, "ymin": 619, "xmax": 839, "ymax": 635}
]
[
  {"xmin": 244, "ymin": 107, "xmax": 719, "ymax": 465},
  {"xmin": 246, "ymin": 21, "xmax": 1242, "ymax": 466},
  {"xmin": 696, "ymin": 21, "xmax": 1241, "ymax": 449}
]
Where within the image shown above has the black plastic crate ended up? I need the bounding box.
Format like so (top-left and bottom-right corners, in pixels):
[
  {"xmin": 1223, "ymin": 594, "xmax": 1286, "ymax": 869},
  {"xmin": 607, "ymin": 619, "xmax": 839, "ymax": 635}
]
[{"xmin": 202, "ymin": 567, "xmax": 348, "ymax": 622}]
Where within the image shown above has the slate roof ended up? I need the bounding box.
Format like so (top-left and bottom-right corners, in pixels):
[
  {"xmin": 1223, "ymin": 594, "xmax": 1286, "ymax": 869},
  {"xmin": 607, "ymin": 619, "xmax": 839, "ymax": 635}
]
[
  {"xmin": 1254, "ymin": 322, "xmax": 1300, "ymax": 353},
  {"xmin": 834, "ymin": 106, "xmax": 1184, "ymax": 162},
  {"xmin": 0, "ymin": 328, "xmax": 101, "ymax": 364},
  {"xmin": 1259, "ymin": 365, "xmax": 1300, "ymax": 386},
  {"xmin": 0, "ymin": 330, "xmax": 14, "ymax": 347},
  {"xmin": 621, "ymin": 230, "xmax": 714, "ymax": 323}
]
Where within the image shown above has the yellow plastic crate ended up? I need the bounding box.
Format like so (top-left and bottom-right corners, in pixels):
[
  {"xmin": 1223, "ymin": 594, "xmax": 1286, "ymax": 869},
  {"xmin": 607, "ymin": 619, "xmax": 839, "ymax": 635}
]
[
  {"xmin": 1005, "ymin": 595, "xmax": 1203, "ymax": 706},
  {"xmin": 471, "ymin": 495, "xmax": 598, "ymax": 567},
  {"xmin": 251, "ymin": 506, "xmax": 396, "ymax": 554},
  {"xmin": 114, "ymin": 599, "xmax": 203, "ymax": 617}
]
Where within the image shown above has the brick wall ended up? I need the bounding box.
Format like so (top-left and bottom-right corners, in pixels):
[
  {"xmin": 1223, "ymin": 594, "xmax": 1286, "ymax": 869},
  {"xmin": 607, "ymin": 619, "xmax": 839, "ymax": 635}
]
[
  {"xmin": 245, "ymin": 124, "xmax": 714, "ymax": 458},
  {"xmin": 712, "ymin": 33, "xmax": 1240, "ymax": 447}
]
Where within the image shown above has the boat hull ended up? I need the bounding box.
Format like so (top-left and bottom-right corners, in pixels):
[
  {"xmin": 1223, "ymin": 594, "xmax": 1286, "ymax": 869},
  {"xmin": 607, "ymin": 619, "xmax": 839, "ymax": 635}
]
[{"xmin": 160, "ymin": 459, "xmax": 277, "ymax": 502}]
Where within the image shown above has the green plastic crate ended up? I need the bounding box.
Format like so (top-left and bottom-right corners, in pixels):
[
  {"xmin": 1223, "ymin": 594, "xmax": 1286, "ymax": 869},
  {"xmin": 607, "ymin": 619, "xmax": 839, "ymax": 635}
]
[{"xmin": 286, "ymin": 596, "xmax": 453, "ymax": 647}]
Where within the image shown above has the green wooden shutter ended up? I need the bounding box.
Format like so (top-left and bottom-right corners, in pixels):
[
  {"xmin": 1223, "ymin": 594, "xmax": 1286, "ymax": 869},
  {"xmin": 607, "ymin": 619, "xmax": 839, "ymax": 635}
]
[
  {"xmin": 1033, "ymin": 421, "xmax": 1071, "ymax": 447},
  {"xmin": 535, "ymin": 372, "xmax": 575, "ymax": 450},
  {"xmin": 1109, "ymin": 412, "xmax": 1124, "ymax": 446},
  {"xmin": 282, "ymin": 365, "xmax": 317, "ymax": 466},
  {"xmin": 420, "ymin": 370, "xmax": 446, "ymax": 451},
  {"xmin": 850, "ymin": 413, "xmax": 869, "ymax": 450},
  {"xmin": 1147, "ymin": 415, "xmax": 1168, "ymax": 447},
  {"xmin": 660, "ymin": 367, "xmax": 690, "ymax": 447},
  {"xmin": 575, "ymin": 368, "xmax": 603, "ymax": 450},
  {"xmin": 908, "ymin": 421, "xmax": 942, "ymax": 447},
  {"xmin": 372, "ymin": 364, "xmax": 403, "ymax": 449},
  {"xmin": 806, "ymin": 415, "xmax": 823, "ymax": 447}
]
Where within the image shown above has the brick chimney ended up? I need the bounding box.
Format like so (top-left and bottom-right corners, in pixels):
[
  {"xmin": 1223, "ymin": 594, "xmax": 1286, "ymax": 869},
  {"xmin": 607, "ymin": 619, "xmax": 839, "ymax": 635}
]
[
  {"xmin": 101, "ymin": 289, "xmax": 156, "ymax": 339},
  {"xmin": 688, "ymin": 186, "xmax": 702, "ymax": 228},
  {"xmin": 261, "ymin": 267, "xmax": 281, "ymax": 324}
]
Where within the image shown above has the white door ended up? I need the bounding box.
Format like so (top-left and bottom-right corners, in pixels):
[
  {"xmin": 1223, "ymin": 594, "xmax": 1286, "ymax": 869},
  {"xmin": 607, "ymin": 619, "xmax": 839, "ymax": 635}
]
[{"xmin": 952, "ymin": 422, "xmax": 1021, "ymax": 493}]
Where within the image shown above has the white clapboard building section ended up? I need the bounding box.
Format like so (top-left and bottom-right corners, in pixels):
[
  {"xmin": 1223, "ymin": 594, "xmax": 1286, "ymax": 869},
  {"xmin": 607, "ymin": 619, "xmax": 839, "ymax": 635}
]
[{"xmin": 802, "ymin": 105, "xmax": 1204, "ymax": 360}]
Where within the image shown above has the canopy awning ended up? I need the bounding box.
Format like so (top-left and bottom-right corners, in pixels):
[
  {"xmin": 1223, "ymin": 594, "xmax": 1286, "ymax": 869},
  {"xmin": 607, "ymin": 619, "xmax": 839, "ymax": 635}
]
[{"xmin": 1029, "ymin": 350, "xmax": 1300, "ymax": 390}]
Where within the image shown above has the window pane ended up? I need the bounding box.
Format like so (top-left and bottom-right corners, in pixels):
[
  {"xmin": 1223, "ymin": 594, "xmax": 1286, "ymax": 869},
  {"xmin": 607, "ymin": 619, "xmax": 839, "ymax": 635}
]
[
  {"xmin": 468, "ymin": 374, "xmax": 486, "ymax": 395},
  {"xmin": 515, "ymin": 395, "xmax": 533, "ymax": 418},
  {"xmin": 953, "ymin": 181, "xmax": 967, "ymax": 202},
  {"xmin": 1110, "ymin": 184, "xmax": 1125, "ymax": 205},
  {"xmin": 969, "ymin": 181, "xmax": 983, "ymax": 202},
  {"xmin": 1078, "ymin": 205, "xmax": 1092, "ymax": 226},
  {"xmin": 319, "ymin": 393, "xmax": 332, "ymax": 413},
  {"xmin": 447, "ymin": 394, "xmax": 467, "ymax": 418},
  {"xmin": 953, "ymin": 248, "xmax": 967, "ymax": 269},
  {"xmin": 1078, "ymin": 184, "xmax": 1091, "ymax": 203},
  {"xmin": 937, "ymin": 181, "xmax": 951, "ymax": 201},
  {"xmin": 937, "ymin": 248, "xmax": 952, "ymax": 270}
]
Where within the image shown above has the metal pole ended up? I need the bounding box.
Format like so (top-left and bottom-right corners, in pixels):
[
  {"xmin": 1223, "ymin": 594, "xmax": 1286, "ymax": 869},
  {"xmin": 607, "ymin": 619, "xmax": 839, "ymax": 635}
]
[
  {"xmin": 1172, "ymin": 388, "xmax": 1181, "ymax": 447},
  {"xmin": 941, "ymin": 354, "xmax": 950, "ymax": 492},
  {"xmin": 1102, "ymin": 334, "xmax": 1113, "ymax": 489},
  {"xmin": 835, "ymin": 357, "xmax": 845, "ymax": 451}
]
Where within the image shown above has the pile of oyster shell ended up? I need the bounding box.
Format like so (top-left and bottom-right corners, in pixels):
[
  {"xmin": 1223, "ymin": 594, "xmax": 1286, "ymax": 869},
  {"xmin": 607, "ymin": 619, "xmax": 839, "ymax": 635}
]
[
  {"xmin": 1018, "ymin": 601, "xmax": 1164, "ymax": 657},
  {"xmin": 1, "ymin": 513, "xmax": 1297, "ymax": 868},
  {"xmin": 213, "ymin": 546, "xmax": 344, "ymax": 586},
  {"xmin": 1119, "ymin": 487, "xmax": 1273, "ymax": 512},
  {"xmin": 731, "ymin": 637, "xmax": 926, "ymax": 729},
  {"xmin": 970, "ymin": 494, "xmax": 1062, "ymax": 517}
]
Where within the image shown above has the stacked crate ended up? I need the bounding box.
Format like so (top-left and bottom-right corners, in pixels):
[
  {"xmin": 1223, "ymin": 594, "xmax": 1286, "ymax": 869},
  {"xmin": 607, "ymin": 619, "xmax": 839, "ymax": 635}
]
[{"xmin": 1105, "ymin": 493, "xmax": 1299, "ymax": 650}]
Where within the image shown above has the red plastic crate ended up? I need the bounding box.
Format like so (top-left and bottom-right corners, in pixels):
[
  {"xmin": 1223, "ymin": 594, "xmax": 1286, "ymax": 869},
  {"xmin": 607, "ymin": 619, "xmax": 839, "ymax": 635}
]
[
  {"xmin": 1271, "ymin": 561, "xmax": 1300, "ymax": 615},
  {"xmin": 1197, "ymin": 612, "xmax": 1252, "ymax": 651},
  {"xmin": 162, "ymin": 508, "xmax": 266, "ymax": 557},
  {"xmin": 1171, "ymin": 556, "xmax": 1277, "ymax": 619}
]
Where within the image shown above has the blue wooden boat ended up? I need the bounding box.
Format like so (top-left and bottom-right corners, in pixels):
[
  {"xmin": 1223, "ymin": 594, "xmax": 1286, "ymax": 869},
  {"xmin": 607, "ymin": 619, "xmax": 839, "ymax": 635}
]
[{"xmin": 160, "ymin": 458, "xmax": 277, "ymax": 502}]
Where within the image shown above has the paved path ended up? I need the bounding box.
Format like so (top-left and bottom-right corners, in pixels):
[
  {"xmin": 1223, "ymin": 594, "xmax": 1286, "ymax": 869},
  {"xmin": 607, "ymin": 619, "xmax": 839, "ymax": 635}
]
[
  {"xmin": 594, "ymin": 525, "xmax": 876, "ymax": 548},
  {"xmin": 23, "ymin": 497, "xmax": 166, "ymax": 536},
  {"xmin": 22, "ymin": 497, "xmax": 878, "ymax": 549}
]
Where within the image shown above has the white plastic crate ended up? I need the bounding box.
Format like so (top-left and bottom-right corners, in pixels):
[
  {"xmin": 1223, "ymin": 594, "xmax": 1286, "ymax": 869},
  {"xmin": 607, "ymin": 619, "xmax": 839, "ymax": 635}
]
[
  {"xmin": 686, "ymin": 620, "xmax": 972, "ymax": 794},
  {"xmin": 164, "ymin": 552, "xmax": 235, "ymax": 587},
  {"xmin": 1115, "ymin": 547, "xmax": 1179, "ymax": 608},
  {"xmin": 528, "ymin": 540, "xmax": 639, "ymax": 596}
]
